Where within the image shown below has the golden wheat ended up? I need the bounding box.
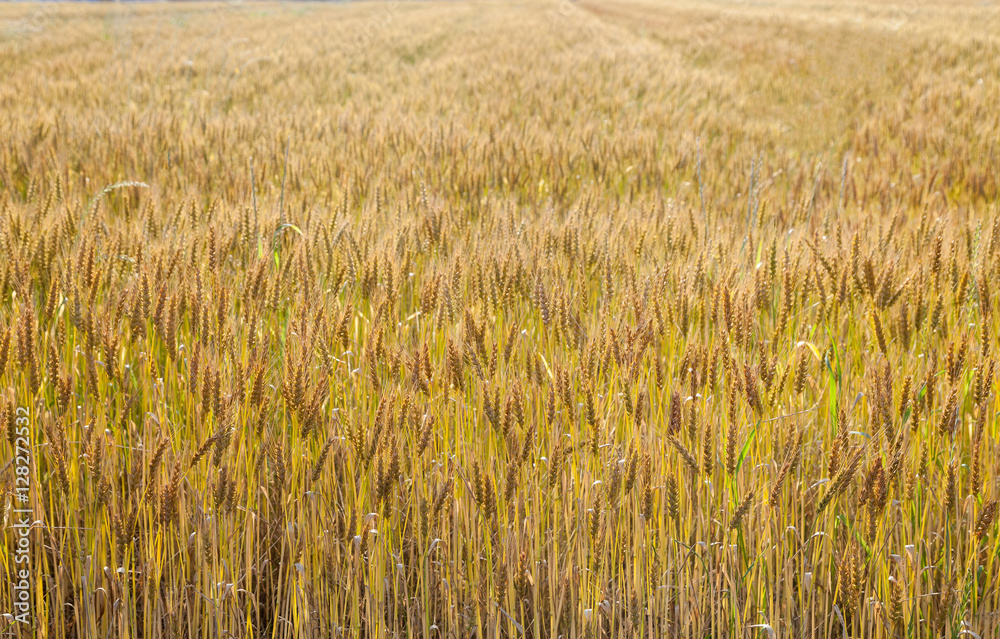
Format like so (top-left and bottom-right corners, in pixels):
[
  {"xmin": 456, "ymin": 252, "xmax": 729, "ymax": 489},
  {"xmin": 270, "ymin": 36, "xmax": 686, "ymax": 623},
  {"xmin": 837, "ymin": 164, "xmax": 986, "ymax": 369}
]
[{"xmin": 1, "ymin": 0, "xmax": 999, "ymax": 637}]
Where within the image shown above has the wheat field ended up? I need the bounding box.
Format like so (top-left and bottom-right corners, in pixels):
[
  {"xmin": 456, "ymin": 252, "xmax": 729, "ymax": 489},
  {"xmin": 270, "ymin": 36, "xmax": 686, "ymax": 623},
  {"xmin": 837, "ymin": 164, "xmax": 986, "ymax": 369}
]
[{"xmin": 1, "ymin": 0, "xmax": 1000, "ymax": 637}]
